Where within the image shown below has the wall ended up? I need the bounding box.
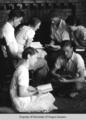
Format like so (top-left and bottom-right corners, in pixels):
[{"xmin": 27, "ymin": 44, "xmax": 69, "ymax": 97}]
[{"xmin": 0, "ymin": 0, "xmax": 86, "ymax": 26}]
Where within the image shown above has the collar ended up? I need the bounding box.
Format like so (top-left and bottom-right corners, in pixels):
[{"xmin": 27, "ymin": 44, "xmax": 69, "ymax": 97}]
[
  {"xmin": 6, "ymin": 22, "xmax": 14, "ymax": 30},
  {"xmin": 68, "ymin": 52, "xmax": 75, "ymax": 62},
  {"xmin": 71, "ymin": 52, "xmax": 75, "ymax": 61}
]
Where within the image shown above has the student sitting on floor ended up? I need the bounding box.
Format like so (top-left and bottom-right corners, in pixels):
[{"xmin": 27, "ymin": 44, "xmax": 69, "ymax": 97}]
[
  {"xmin": 51, "ymin": 41, "xmax": 86, "ymax": 98},
  {"xmin": 45, "ymin": 17, "xmax": 70, "ymax": 69},
  {"xmin": 49, "ymin": 17, "xmax": 70, "ymax": 49},
  {"xmin": 10, "ymin": 47, "xmax": 57, "ymax": 113}
]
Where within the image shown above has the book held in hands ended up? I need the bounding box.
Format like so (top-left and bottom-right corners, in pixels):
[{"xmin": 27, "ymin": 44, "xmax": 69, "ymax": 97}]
[{"xmin": 37, "ymin": 83, "xmax": 53, "ymax": 94}]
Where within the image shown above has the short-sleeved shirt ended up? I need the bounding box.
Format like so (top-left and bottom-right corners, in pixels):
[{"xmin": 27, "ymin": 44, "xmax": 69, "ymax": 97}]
[
  {"xmin": 1, "ymin": 22, "xmax": 18, "ymax": 55},
  {"xmin": 10, "ymin": 64, "xmax": 32, "ymax": 111},
  {"xmin": 10, "ymin": 64, "xmax": 55, "ymax": 112},
  {"xmin": 55, "ymin": 52, "xmax": 85, "ymax": 78},
  {"xmin": 16, "ymin": 26, "xmax": 35, "ymax": 54},
  {"xmin": 10, "ymin": 64, "xmax": 30, "ymax": 107},
  {"xmin": 10, "ymin": 64, "xmax": 29, "ymax": 91},
  {"xmin": 51, "ymin": 19, "xmax": 70, "ymax": 43}
]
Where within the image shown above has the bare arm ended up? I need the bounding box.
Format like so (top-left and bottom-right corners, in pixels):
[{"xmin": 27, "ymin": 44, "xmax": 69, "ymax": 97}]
[
  {"xmin": 51, "ymin": 67, "xmax": 62, "ymax": 79},
  {"xmin": 60, "ymin": 70, "xmax": 85, "ymax": 83},
  {"xmin": 24, "ymin": 38, "xmax": 33, "ymax": 48},
  {"xmin": 7, "ymin": 41, "xmax": 18, "ymax": 57},
  {"xmin": 18, "ymin": 85, "xmax": 38, "ymax": 97},
  {"xmin": 45, "ymin": 40, "xmax": 61, "ymax": 50}
]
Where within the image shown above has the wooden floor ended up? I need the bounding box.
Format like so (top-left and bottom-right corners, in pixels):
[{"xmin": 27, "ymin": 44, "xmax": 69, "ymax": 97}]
[{"xmin": 0, "ymin": 88, "xmax": 86, "ymax": 113}]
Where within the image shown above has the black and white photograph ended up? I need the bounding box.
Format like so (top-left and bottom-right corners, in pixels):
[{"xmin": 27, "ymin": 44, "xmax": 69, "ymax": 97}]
[{"xmin": 0, "ymin": 0, "xmax": 86, "ymax": 120}]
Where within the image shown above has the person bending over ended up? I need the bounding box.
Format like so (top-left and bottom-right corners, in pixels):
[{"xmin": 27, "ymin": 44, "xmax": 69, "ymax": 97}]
[
  {"xmin": 51, "ymin": 41, "xmax": 86, "ymax": 97},
  {"xmin": 16, "ymin": 17, "xmax": 46, "ymax": 58}
]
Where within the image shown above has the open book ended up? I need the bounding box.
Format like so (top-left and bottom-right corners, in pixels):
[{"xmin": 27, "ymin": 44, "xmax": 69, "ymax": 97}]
[
  {"xmin": 30, "ymin": 42, "xmax": 43, "ymax": 49},
  {"xmin": 36, "ymin": 83, "xmax": 53, "ymax": 94}
]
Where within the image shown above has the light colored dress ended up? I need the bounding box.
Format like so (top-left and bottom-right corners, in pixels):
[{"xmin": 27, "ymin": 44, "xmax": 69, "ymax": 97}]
[
  {"xmin": 16, "ymin": 25, "xmax": 47, "ymax": 59},
  {"xmin": 10, "ymin": 64, "xmax": 57, "ymax": 112},
  {"xmin": 16, "ymin": 26, "xmax": 35, "ymax": 58}
]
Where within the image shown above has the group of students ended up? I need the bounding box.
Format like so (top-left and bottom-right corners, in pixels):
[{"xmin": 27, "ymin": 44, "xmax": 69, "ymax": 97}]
[
  {"xmin": 0, "ymin": 9, "xmax": 86, "ymax": 113},
  {"xmin": 0, "ymin": 9, "xmax": 57, "ymax": 113},
  {"xmin": 47, "ymin": 15, "xmax": 86, "ymax": 97}
]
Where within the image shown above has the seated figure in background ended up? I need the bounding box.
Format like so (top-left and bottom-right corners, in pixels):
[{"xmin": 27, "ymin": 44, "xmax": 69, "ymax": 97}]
[
  {"xmin": 46, "ymin": 17, "xmax": 70, "ymax": 69},
  {"xmin": 70, "ymin": 25, "xmax": 86, "ymax": 48},
  {"xmin": 10, "ymin": 47, "xmax": 57, "ymax": 112},
  {"xmin": 48, "ymin": 17, "xmax": 70, "ymax": 50},
  {"xmin": 66, "ymin": 15, "xmax": 86, "ymax": 48},
  {"xmin": 51, "ymin": 41, "xmax": 86, "ymax": 98}
]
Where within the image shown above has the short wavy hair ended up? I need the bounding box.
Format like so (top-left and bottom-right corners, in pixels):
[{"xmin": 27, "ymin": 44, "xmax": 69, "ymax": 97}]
[
  {"xmin": 8, "ymin": 9, "xmax": 24, "ymax": 20},
  {"xmin": 22, "ymin": 47, "xmax": 38, "ymax": 59},
  {"xmin": 29, "ymin": 17, "xmax": 41, "ymax": 28}
]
